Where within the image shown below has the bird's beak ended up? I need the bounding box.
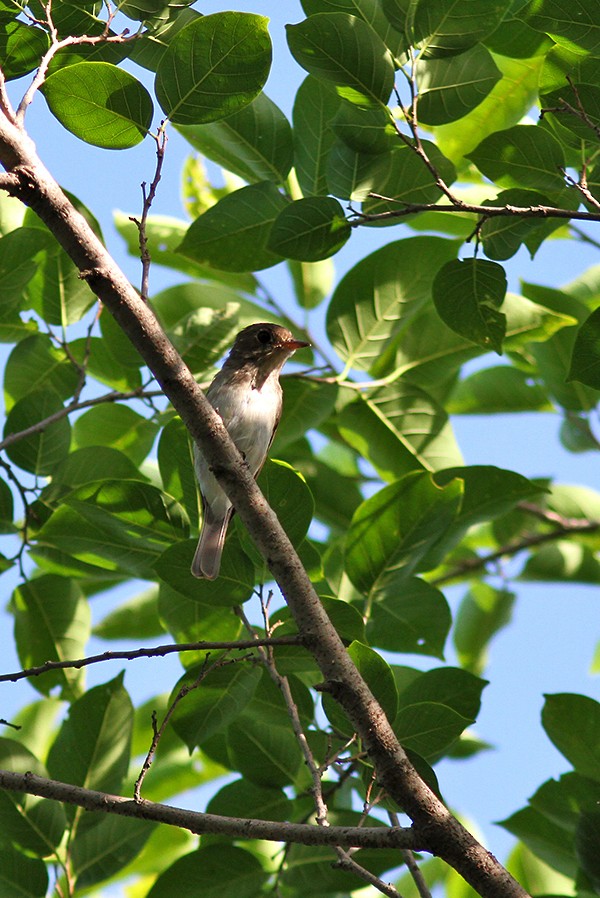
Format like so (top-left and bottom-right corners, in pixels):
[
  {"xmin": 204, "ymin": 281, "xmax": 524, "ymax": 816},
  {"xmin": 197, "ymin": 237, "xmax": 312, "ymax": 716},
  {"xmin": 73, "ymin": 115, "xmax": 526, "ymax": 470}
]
[{"xmin": 283, "ymin": 338, "xmax": 310, "ymax": 351}]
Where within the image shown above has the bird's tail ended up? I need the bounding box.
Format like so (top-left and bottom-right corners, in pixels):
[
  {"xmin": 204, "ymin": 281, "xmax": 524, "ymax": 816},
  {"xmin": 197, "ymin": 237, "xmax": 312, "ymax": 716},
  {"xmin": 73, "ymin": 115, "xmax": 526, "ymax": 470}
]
[{"xmin": 191, "ymin": 506, "xmax": 233, "ymax": 580}]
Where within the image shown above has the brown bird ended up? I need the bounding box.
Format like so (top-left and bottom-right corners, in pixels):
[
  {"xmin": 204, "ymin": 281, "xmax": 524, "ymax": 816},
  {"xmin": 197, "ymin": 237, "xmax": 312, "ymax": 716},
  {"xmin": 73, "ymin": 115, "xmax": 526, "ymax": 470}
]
[{"xmin": 191, "ymin": 322, "xmax": 309, "ymax": 579}]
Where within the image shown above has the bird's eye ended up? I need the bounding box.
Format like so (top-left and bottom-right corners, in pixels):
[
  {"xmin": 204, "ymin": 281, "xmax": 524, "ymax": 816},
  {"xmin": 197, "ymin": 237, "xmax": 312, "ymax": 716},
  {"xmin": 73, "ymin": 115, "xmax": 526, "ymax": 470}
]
[{"xmin": 256, "ymin": 328, "xmax": 272, "ymax": 345}]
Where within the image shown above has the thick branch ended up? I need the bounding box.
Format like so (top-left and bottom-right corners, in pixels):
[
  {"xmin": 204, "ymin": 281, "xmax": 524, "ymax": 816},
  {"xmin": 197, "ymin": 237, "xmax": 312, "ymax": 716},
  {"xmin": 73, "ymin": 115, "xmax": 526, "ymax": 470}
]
[
  {"xmin": 0, "ymin": 113, "xmax": 529, "ymax": 898},
  {"xmin": 0, "ymin": 770, "xmax": 416, "ymax": 850}
]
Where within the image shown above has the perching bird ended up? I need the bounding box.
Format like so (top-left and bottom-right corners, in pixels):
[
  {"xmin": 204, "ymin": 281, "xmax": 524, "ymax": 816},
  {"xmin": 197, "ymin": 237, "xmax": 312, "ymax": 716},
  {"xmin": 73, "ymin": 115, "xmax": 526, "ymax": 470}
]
[{"xmin": 191, "ymin": 322, "xmax": 309, "ymax": 580}]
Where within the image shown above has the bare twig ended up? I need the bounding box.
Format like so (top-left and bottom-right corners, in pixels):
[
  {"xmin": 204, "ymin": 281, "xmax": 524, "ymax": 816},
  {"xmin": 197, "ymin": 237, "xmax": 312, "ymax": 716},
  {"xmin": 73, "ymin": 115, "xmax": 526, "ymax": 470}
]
[
  {"xmin": 0, "ymin": 386, "xmax": 162, "ymax": 452},
  {"xmin": 129, "ymin": 124, "xmax": 168, "ymax": 300},
  {"xmin": 134, "ymin": 652, "xmax": 243, "ymax": 799},
  {"xmin": 432, "ymin": 504, "xmax": 600, "ymax": 586},
  {"xmin": 0, "ymin": 635, "xmax": 302, "ymax": 684}
]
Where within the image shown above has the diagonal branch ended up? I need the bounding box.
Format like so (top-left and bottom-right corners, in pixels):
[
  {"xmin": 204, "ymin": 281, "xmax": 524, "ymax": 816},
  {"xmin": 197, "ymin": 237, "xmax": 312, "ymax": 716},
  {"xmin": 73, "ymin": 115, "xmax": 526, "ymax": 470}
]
[{"xmin": 0, "ymin": 110, "xmax": 529, "ymax": 898}]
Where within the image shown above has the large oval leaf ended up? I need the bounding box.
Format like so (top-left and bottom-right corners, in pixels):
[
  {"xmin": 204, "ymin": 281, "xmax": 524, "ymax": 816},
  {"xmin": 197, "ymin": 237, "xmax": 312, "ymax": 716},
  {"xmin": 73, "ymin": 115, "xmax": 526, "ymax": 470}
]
[
  {"xmin": 42, "ymin": 62, "xmax": 153, "ymax": 149},
  {"xmin": 287, "ymin": 13, "xmax": 395, "ymax": 108},
  {"xmin": 155, "ymin": 12, "xmax": 271, "ymax": 125}
]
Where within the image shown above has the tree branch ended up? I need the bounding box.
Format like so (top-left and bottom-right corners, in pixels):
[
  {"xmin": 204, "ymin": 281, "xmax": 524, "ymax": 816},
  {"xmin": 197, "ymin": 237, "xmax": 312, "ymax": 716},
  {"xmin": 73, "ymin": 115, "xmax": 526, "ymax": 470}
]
[
  {"xmin": 0, "ymin": 770, "xmax": 417, "ymax": 850},
  {"xmin": 0, "ymin": 635, "xmax": 302, "ymax": 684},
  {"xmin": 0, "ymin": 110, "xmax": 529, "ymax": 898}
]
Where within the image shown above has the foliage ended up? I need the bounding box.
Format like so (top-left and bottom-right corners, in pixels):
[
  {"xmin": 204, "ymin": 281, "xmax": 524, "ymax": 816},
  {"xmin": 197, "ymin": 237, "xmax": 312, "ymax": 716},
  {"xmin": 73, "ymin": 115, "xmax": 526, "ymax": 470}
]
[{"xmin": 0, "ymin": 1, "xmax": 599, "ymax": 897}]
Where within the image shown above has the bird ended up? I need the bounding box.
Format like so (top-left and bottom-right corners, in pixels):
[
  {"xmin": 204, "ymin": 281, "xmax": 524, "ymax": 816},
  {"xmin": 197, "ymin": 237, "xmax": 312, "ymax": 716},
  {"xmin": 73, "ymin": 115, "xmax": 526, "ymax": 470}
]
[{"xmin": 191, "ymin": 322, "xmax": 309, "ymax": 580}]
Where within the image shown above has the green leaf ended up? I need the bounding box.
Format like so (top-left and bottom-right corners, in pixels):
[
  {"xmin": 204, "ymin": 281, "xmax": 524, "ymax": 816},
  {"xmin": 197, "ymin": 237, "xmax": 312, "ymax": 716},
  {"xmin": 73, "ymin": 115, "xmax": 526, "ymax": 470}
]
[
  {"xmin": 0, "ymin": 228, "xmax": 47, "ymax": 327},
  {"xmin": 367, "ymin": 576, "xmax": 451, "ymax": 658},
  {"xmin": 432, "ymin": 258, "xmax": 508, "ymax": 354},
  {"xmin": 542, "ymin": 693, "xmax": 600, "ymax": 780},
  {"xmin": 467, "ymin": 125, "xmax": 565, "ymax": 193},
  {"xmin": 0, "ymin": 20, "xmax": 49, "ymax": 80},
  {"xmin": 114, "ymin": 211, "xmax": 258, "ymax": 288},
  {"xmin": 326, "ymin": 140, "xmax": 392, "ymax": 201},
  {"xmin": 71, "ymin": 815, "xmax": 156, "ymax": 889},
  {"xmin": 47, "ymin": 673, "xmax": 133, "ymax": 796},
  {"xmin": 345, "ymin": 471, "xmax": 462, "ymax": 594},
  {"xmin": 523, "ymin": 0, "xmax": 600, "ymax": 55},
  {"xmin": 12, "ymin": 575, "xmax": 90, "ymax": 698},
  {"xmin": 272, "ymin": 378, "xmax": 338, "ymax": 452},
  {"xmin": 36, "ymin": 480, "xmax": 188, "ymax": 579},
  {"xmin": 286, "ymin": 13, "xmax": 395, "ymax": 108},
  {"xmin": 288, "ymin": 257, "xmax": 335, "ymax": 310},
  {"xmin": 434, "ymin": 53, "xmax": 546, "ymax": 162},
  {"xmin": 359, "ymin": 142, "xmax": 457, "ymax": 214},
  {"xmin": 94, "ymin": 586, "xmax": 164, "ymax": 640},
  {"xmin": 292, "ymin": 75, "xmax": 341, "ymax": 196},
  {"xmin": 302, "ymin": 0, "xmax": 407, "ymax": 56},
  {"xmin": 576, "ymin": 809, "xmax": 600, "ymax": 891},
  {"xmin": 69, "ymin": 336, "xmax": 142, "ymax": 392},
  {"xmin": 158, "ymin": 417, "xmax": 199, "ymax": 525},
  {"xmin": 479, "ymin": 189, "xmax": 567, "ymax": 261},
  {"xmin": 338, "ymin": 380, "xmax": 462, "ymax": 480},
  {"xmin": 206, "ymin": 779, "xmax": 292, "ymax": 821},
  {"xmin": 0, "ymin": 738, "xmax": 66, "ymax": 857},
  {"xmin": 177, "ymin": 181, "xmax": 288, "ymax": 272},
  {"xmin": 324, "ymin": 640, "xmax": 397, "ymax": 735},
  {"xmin": 500, "ymin": 806, "xmax": 578, "ymax": 878},
  {"xmin": 0, "ymin": 845, "xmax": 48, "ymax": 897},
  {"xmin": 154, "ymin": 538, "xmax": 255, "ymax": 606},
  {"xmin": 72, "ymin": 404, "xmax": 158, "ymax": 466},
  {"xmin": 0, "ymin": 475, "xmax": 14, "ymax": 534},
  {"xmin": 398, "ymin": 666, "xmax": 486, "ymax": 721},
  {"xmin": 384, "ymin": 0, "xmax": 508, "ymax": 55},
  {"xmin": 42, "ymin": 447, "xmax": 146, "ymax": 505},
  {"xmin": 3, "ymin": 334, "xmax": 79, "ymax": 412},
  {"xmin": 256, "ymin": 459, "xmax": 314, "ymax": 549},
  {"xmin": 171, "ymin": 663, "xmax": 262, "ymax": 751},
  {"xmin": 227, "ymin": 676, "xmax": 306, "ymax": 787},
  {"xmin": 326, "ymin": 236, "xmax": 458, "ymax": 373},
  {"xmin": 3, "ymin": 389, "xmax": 71, "ymax": 475},
  {"xmin": 453, "ymin": 583, "xmax": 515, "ymax": 674},
  {"xmin": 42, "ymin": 63, "xmax": 153, "ymax": 149},
  {"xmin": 146, "ymin": 845, "xmax": 268, "ymax": 898},
  {"xmin": 158, "ymin": 583, "xmax": 244, "ymax": 647},
  {"xmin": 448, "ymin": 365, "xmax": 552, "ymax": 414},
  {"xmin": 22, "ymin": 228, "xmax": 96, "ymax": 326},
  {"xmin": 177, "ymin": 92, "xmax": 293, "ymax": 184},
  {"xmin": 395, "ymin": 702, "xmax": 473, "ymax": 761},
  {"xmin": 569, "ymin": 307, "xmax": 600, "ymax": 389},
  {"xmin": 331, "ymin": 101, "xmax": 397, "ymax": 154},
  {"xmin": 268, "ymin": 196, "xmax": 351, "ymax": 261},
  {"xmin": 417, "ymin": 44, "xmax": 502, "ymax": 125},
  {"xmin": 155, "ymin": 12, "xmax": 272, "ymax": 125},
  {"xmin": 380, "ymin": 291, "xmax": 575, "ymax": 387},
  {"xmin": 521, "ymin": 540, "xmax": 600, "ymax": 584}
]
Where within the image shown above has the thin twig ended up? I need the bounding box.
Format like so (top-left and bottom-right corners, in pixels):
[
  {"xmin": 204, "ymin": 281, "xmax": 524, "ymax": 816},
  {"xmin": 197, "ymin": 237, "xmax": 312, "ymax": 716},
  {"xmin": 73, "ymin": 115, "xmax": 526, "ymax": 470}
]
[
  {"xmin": 0, "ymin": 386, "xmax": 162, "ymax": 452},
  {"xmin": 134, "ymin": 652, "xmax": 241, "ymax": 799},
  {"xmin": 130, "ymin": 124, "xmax": 168, "ymax": 301},
  {"xmin": 0, "ymin": 635, "xmax": 302, "ymax": 684},
  {"xmin": 431, "ymin": 505, "xmax": 600, "ymax": 587}
]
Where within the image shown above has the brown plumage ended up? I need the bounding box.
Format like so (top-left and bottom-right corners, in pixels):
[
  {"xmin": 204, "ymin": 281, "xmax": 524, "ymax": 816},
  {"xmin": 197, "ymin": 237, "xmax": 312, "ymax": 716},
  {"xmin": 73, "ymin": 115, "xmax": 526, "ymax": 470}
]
[{"xmin": 191, "ymin": 323, "xmax": 309, "ymax": 579}]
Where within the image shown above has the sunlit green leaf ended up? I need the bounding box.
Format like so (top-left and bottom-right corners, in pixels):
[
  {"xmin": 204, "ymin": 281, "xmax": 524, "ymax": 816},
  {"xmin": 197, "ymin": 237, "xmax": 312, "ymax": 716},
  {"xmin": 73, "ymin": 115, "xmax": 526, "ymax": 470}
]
[
  {"xmin": 155, "ymin": 12, "xmax": 271, "ymax": 124},
  {"xmin": 287, "ymin": 13, "xmax": 395, "ymax": 108},
  {"xmin": 42, "ymin": 63, "xmax": 153, "ymax": 149}
]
